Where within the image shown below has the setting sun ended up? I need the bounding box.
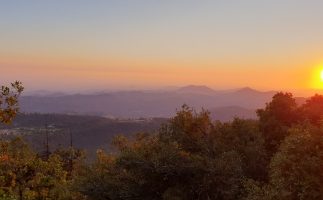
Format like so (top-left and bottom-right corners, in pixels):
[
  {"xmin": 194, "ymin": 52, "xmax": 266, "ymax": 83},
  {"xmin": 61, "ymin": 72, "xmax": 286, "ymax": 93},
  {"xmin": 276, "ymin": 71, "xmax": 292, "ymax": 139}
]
[{"xmin": 320, "ymin": 69, "xmax": 323, "ymax": 81}]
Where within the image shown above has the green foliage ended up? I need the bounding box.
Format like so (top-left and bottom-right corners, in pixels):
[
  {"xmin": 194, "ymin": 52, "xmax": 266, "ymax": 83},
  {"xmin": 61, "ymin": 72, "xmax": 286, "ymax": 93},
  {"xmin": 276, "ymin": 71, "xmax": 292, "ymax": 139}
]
[
  {"xmin": 0, "ymin": 138, "xmax": 85, "ymax": 200},
  {"xmin": 77, "ymin": 106, "xmax": 267, "ymax": 200},
  {"xmin": 53, "ymin": 148, "xmax": 86, "ymax": 177},
  {"xmin": 2, "ymin": 91, "xmax": 323, "ymax": 199},
  {"xmin": 269, "ymin": 127, "xmax": 323, "ymax": 199},
  {"xmin": 257, "ymin": 92, "xmax": 299, "ymax": 155},
  {"xmin": 0, "ymin": 82, "xmax": 24, "ymax": 124},
  {"xmin": 244, "ymin": 126, "xmax": 323, "ymax": 200},
  {"xmin": 77, "ymin": 93, "xmax": 323, "ymax": 200},
  {"xmin": 214, "ymin": 118, "xmax": 267, "ymax": 181}
]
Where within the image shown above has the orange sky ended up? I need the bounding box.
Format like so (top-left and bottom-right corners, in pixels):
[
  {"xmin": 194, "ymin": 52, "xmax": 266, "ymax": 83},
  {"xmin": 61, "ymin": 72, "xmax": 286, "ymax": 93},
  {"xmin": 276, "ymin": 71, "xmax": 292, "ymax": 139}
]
[
  {"xmin": 1, "ymin": 1, "xmax": 323, "ymax": 94},
  {"xmin": 2, "ymin": 56, "xmax": 322, "ymax": 93}
]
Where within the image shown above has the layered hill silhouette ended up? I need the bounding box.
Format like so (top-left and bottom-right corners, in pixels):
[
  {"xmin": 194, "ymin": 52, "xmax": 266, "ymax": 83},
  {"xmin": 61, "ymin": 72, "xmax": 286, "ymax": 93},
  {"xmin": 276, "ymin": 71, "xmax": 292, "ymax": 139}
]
[{"xmin": 21, "ymin": 85, "xmax": 279, "ymax": 121}]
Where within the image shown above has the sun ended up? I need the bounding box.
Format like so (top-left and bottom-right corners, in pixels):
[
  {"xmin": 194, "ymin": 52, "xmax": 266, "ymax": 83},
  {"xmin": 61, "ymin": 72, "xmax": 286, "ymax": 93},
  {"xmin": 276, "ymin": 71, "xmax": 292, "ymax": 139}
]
[{"xmin": 309, "ymin": 65, "xmax": 323, "ymax": 89}]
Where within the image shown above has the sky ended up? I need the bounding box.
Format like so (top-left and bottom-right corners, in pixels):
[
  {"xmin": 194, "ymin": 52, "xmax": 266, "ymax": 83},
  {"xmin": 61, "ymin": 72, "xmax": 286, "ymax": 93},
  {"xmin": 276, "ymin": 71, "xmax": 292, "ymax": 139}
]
[{"xmin": 1, "ymin": 0, "xmax": 323, "ymax": 93}]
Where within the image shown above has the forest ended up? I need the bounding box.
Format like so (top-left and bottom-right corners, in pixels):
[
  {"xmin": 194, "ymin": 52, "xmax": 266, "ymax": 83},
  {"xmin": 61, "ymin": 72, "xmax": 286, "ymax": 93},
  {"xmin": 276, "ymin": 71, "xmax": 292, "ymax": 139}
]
[{"xmin": 0, "ymin": 83, "xmax": 323, "ymax": 200}]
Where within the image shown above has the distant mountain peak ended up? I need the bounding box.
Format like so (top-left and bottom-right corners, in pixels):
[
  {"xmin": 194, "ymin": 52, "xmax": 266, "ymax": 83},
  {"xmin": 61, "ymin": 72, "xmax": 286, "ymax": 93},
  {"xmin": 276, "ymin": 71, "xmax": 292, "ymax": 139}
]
[
  {"xmin": 236, "ymin": 87, "xmax": 258, "ymax": 93},
  {"xmin": 235, "ymin": 87, "xmax": 277, "ymax": 95},
  {"xmin": 177, "ymin": 85, "xmax": 215, "ymax": 94}
]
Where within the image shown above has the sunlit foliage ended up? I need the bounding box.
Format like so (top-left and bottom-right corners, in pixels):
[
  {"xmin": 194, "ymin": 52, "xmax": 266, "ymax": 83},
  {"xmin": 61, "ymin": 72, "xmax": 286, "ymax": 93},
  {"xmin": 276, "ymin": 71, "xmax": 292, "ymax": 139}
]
[{"xmin": 0, "ymin": 81, "xmax": 24, "ymax": 124}]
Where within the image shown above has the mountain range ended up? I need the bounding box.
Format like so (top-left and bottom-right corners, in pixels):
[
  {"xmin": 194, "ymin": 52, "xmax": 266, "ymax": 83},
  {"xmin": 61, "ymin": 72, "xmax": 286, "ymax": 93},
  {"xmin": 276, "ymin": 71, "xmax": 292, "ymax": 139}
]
[{"xmin": 20, "ymin": 85, "xmax": 281, "ymax": 121}]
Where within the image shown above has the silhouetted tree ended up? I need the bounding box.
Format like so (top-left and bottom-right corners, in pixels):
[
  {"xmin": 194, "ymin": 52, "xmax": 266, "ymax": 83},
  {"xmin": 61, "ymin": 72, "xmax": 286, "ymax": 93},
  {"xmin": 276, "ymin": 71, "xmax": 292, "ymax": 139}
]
[
  {"xmin": 300, "ymin": 94, "xmax": 323, "ymax": 125},
  {"xmin": 257, "ymin": 92, "xmax": 299, "ymax": 155}
]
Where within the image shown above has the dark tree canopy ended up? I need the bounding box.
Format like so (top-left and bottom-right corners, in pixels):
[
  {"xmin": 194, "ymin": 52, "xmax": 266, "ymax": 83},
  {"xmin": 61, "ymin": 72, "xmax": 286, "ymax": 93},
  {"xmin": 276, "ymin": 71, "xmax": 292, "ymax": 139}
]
[
  {"xmin": 257, "ymin": 92, "xmax": 298, "ymax": 127},
  {"xmin": 300, "ymin": 94, "xmax": 323, "ymax": 125},
  {"xmin": 77, "ymin": 107, "xmax": 266, "ymax": 200},
  {"xmin": 257, "ymin": 92, "xmax": 299, "ymax": 155},
  {"xmin": 245, "ymin": 126, "xmax": 323, "ymax": 200}
]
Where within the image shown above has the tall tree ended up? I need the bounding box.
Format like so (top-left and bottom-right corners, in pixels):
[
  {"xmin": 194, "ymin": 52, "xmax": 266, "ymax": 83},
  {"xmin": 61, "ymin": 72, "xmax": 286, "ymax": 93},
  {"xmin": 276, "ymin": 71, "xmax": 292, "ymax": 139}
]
[
  {"xmin": 257, "ymin": 92, "xmax": 299, "ymax": 155},
  {"xmin": 300, "ymin": 94, "xmax": 323, "ymax": 125},
  {"xmin": 245, "ymin": 126, "xmax": 323, "ymax": 200},
  {"xmin": 0, "ymin": 81, "xmax": 24, "ymax": 124}
]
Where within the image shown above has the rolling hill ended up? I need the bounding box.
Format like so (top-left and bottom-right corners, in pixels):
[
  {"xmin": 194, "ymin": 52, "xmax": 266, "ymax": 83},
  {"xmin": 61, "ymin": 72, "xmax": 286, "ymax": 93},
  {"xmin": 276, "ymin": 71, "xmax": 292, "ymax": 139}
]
[{"xmin": 20, "ymin": 85, "xmax": 276, "ymax": 119}]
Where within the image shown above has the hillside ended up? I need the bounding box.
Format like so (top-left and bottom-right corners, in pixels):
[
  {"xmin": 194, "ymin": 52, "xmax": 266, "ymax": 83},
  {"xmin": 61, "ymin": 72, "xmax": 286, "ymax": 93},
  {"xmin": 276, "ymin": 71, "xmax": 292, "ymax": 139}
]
[
  {"xmin": 20, "ymin": 86, "xmax": 276, "ymax": 119},
  {"xmin": 210, "ymin": 106, "xmax": 257, "ymax": 121},
  {"xmin": 0, "ymin": 114, "xmax": 167, "ymax": 159}
]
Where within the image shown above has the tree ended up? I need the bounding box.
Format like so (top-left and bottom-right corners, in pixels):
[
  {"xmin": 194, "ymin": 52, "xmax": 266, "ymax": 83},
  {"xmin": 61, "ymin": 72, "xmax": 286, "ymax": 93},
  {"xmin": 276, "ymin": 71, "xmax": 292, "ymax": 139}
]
[
  {"xmin": 53, "ymin": 147, "xmax": 86, "ymax": 179},
  {"xmin": 78, "ymin": 106, "xmax": 245, "ymax": 200},
  {"xmin": 0, "ymin": 81, "xmax": 24, "ymax": 124},
  {"xmin": 0, "ymin": 137, "xmax": 84, "ymax": 200},
  {"xmin": 0, "ymin": 138, "xmax": 37, "ymax": 200},
  {"xmin": 28, "ymin": 154, "xmax": 71, "ymax": 200},
  {"xmin": 245, "ymin": 126, "xmax": 323, "ymax": 200},
  {"xmin": 257, "ymin": 92, "xmax": 299, "ymax": 155},
  {"xmin": 214, "ymin": 118, "xmax": 267, "ymax": 181},
  {"xmin": 269, "ymin": 127, "xmax": 323, "ymax": 199},
  {"xmin": 300, "ymin": 94, "xmax": 323, "ymax": 125}
]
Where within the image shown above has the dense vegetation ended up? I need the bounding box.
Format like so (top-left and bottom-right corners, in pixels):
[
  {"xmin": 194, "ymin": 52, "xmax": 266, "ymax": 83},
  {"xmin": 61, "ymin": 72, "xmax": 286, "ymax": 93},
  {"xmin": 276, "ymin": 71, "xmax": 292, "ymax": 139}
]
[
  {"xmin": 0, "ymin": 81, "xmax": 24, "ymax": 124},
  {"xmin": 1, "ymin": 87, "xmax": 323, "ymax": 199}
]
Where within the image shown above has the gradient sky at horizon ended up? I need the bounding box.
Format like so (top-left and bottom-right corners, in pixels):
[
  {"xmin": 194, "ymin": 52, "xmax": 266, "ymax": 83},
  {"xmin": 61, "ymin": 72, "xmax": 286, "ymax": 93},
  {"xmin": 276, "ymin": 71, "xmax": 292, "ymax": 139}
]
[{"xmin": 1, "ymin": 0, "xmax": 323, "ymax": 92}]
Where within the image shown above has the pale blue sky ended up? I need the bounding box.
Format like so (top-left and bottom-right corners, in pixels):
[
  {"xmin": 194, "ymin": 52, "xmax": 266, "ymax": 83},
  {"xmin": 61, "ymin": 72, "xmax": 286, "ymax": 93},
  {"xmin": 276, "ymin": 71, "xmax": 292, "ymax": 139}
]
[{"xmin": 1, "ymin": 0, "xmax": 323, "ymax": 91}]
